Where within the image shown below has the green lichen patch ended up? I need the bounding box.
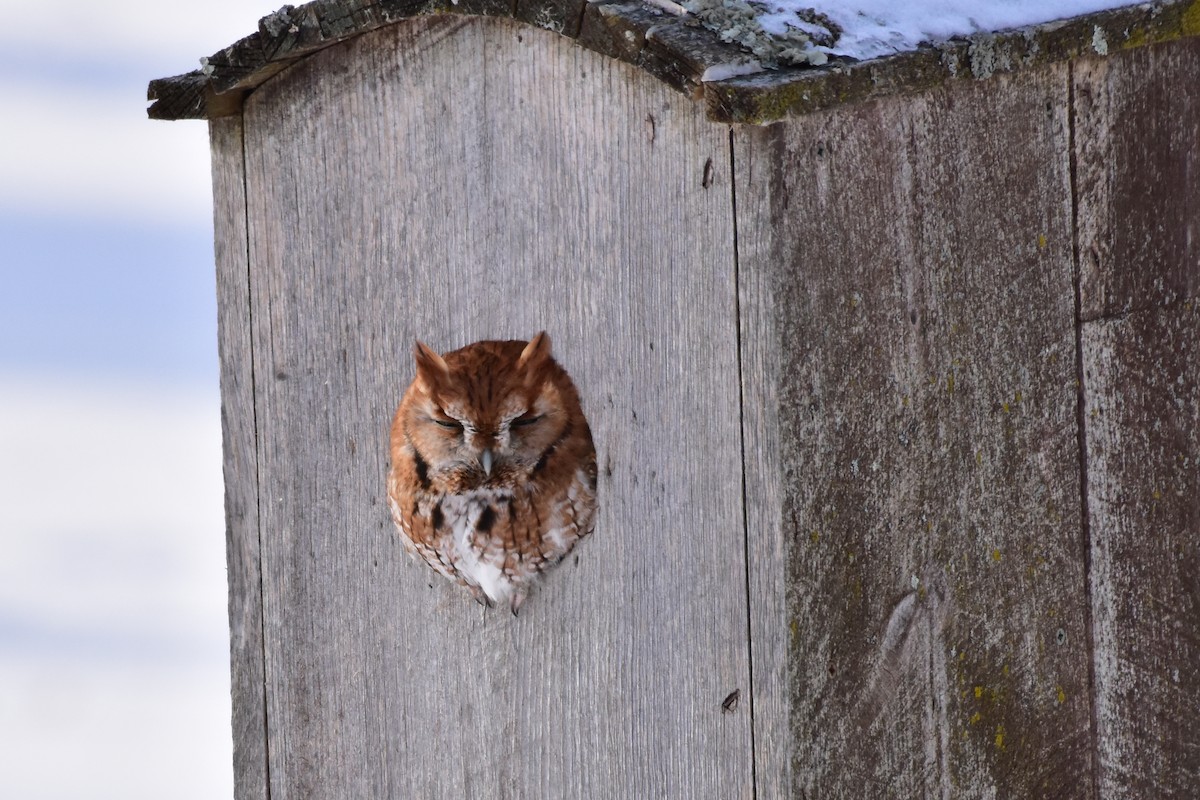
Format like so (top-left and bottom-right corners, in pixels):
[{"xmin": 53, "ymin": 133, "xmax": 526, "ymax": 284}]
[{"xmin": 682, "ymin": 0, "xmax": 839, "ymax": 66}]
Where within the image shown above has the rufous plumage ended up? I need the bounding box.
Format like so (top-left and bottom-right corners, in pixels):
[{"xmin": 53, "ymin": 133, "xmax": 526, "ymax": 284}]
[{"xmin": 387, "ymin": 332, "xmax": 597, "ymax": 614}]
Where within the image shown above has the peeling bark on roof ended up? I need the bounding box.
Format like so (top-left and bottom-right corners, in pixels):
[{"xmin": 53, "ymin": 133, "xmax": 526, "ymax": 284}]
[{"xmin": 146, "ymin": 0, "xmax": 1200, "ymax": 124}]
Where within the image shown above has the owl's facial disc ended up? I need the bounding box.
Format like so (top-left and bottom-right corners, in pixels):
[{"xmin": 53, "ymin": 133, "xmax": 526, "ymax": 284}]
[{"xmin": 403, "ymin": 339, "xmax": 574, "ymax": 487}]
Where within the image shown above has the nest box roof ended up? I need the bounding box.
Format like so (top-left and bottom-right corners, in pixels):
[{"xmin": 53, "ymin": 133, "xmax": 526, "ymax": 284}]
[{"xmin": 147, "ymin": 0, "xmax": 1200, "ymax": 124}]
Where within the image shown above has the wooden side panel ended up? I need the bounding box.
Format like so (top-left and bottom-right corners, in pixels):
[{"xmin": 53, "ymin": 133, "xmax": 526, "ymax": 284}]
[
  {"xmin": 1082, "ymin": 306, "xmax": 1200, "ymax": 799},
  {"xmin": 1076, "ymin": 37, "xmax": 1200, "ymax": 800},
  {"xmin": 209, "ymin": 116, "xmax": 270, "ymax": 800},
  {"xmin": 732, "ymin": 129, "xmax": 791, "ymax": 800},
  {"xmin": 737, "ymin": 68, "xmax": 1096, "ymax": 797},
  {"xmin": 240, "ymin": 17, "xmax": 751, "ymax": 799},
  {"xmin": 1074, "ymin": 38, "xmax": 1200, "ymax": 320}
]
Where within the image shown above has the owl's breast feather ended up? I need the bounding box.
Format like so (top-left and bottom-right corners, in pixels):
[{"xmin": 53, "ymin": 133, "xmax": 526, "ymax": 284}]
[{"xmin": 442, "ymin": 490, "xmax": 518, "ymax": 606}]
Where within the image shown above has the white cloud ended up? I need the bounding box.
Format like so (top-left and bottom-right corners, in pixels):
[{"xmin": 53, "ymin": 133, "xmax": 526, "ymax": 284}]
[
  {"xmin": 0, "ymin": 376, "xmax": 231, "ymax": 800},
  {"xmin": 0, "ymin": 659, "xmax": 233, "ymax": 800},
  {"xmin": 0, "ymin": 0, "xmax": 281, "ymax": 226},
  {"xmin": 0, "ymin": 0, "xmax": 281, "ymax": 65},
  {"xmin": 0, "ymin": 79, "xmax": 214, "ymax": 225}
]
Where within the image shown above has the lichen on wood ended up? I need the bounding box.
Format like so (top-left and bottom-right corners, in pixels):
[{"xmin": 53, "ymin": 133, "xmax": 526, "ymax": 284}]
[
  {"xmin": 147, "ymin": 0, "xmax": 1200, "ymax": 123},
  {"xmin": 681, "ymin": 0, "xmax": 838, "ymax": 67}
]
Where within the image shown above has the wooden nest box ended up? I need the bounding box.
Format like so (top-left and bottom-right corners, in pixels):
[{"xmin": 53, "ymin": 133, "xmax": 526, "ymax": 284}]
[{"xmin": 149, "ymin": 1, "xmax": 1200, "ymax": 796}]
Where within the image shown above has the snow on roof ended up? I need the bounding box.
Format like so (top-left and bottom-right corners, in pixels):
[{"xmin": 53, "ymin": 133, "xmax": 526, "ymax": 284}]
[
  {"xmin": 147, "ymin": 0, "xmax": 1199, "ymax": 124},
  {"xmin": 686, "ymin": 0, "xmax": 1142, "ymax": 67}
]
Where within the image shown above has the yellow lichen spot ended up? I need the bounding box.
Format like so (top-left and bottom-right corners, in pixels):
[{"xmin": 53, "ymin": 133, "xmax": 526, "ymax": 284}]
[
  {"xmin": 1057, "ymin": 686, "xmax": 1067, "ymax": 705},
  {"xmin": 1184, "ymin": 0, "xmax": 1200, "ymax": 36},
  {"xmin": 810, "ymin": 530, "xmax": 820, "ymax": 543},
  {"xmin": 902, "ymin": 394, "xmax": 910, "ymax": 407},
  {"xmin": 947, "ymin": 372, "xmax": 956, "ymax": 393},
  {"xmin": 976, "ymin": 450, "xmax": 983, "ymax": 465},
  {"xmin": 995, "ymin": 725, "xmax": 1006, "ymax": 750},
  {"xmin": 1013, "ymin": 390, "xmax": 1022, "ymax": 404},
  {"xmin": 1002, "ymin": 664, "xmax": 1010, "ymax": 677},
  {"xmin": 1152, "ymin": 489, "xmax": 1163, "ymax": 501},
  {"xmin": 992, "ymin": 548, "xmax": 1002, "ymax": 562},
  {"xmin": 1001, "ymin": 401, "xmax": 1010, "ymax": 413},
  {"xmin": 974, "ymin": 685, "xmax": 984, "ymax": 699},
  {"xmin": 1037, "ymin": 233, "xmax": 1048, "ymax": 249}
]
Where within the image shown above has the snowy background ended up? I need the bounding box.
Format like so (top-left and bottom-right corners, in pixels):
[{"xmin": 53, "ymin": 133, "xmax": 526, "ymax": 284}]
[
  {"xmin": 0, "ymin": 0, "xmax": 1137, "ymax": 797},
  {"xmin": 0, "ymin": 2, "xmax": 276, "ymax": 798}
]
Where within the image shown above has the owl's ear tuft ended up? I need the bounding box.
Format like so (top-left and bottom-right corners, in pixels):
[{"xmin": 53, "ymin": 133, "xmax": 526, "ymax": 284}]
[
  {"xmin": 517, "ymin": 332, "xmax": 552, "ymax": 380},
  {"xmin": 413, "ymin": 340, "xmax": 450, "ymax": 393},
  {"xmin": 517, "ymin": 332, "xmax": 553, "ymax": 387}
]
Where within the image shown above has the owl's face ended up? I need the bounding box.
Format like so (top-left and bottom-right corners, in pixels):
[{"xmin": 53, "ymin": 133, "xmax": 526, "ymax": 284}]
[{"xmin": 399, "ymin": 333, "xmax": 571, "ymax": 487}]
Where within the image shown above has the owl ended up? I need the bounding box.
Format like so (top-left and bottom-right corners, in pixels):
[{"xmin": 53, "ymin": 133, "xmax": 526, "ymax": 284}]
[{"xmin": 387, "ymin": 332, "xmax": 598, "ymax": 614}]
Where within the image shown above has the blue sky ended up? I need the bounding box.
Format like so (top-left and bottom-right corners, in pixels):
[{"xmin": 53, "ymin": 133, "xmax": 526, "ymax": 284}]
[{"xmin": 0, "ymin": 2, "xmax": 277, "ymax": 797}]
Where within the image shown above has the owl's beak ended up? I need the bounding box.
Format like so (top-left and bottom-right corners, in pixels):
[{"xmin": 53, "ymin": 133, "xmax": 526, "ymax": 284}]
[{"xmin": 480, "ymin": 449, "xmax": 494, "ymax": 476}]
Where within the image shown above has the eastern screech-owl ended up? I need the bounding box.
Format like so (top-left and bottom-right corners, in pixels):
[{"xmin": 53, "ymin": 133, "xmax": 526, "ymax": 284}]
[{"xmin": 387, "ymin": 332, "xmax": 598, "ymax": 614}]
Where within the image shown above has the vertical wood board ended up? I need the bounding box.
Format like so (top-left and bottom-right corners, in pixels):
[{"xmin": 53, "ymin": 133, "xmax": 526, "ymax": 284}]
[
  {"xmin": 240, "ymin": 16, "xmax": 751, "ymax": 799},
  {"xmin": 1073, "ymin": 38, "xmax": 1200, "ymax": 320},
  {"xmin": 1076, "ymin": 40, "xmax": 1200, "ymax": 798},
  {"xmin": 731, "ymin": 126, "xmax": 791, "ymax": 800},
  {"xmin": 1082, "ymin": 303, "xmax": 1200, "ymax": 799},
  {"xmin": 737, "ymin": 69, "xmax": 1096, "ymax": 798},
  {"xmin": 210, "ymin": 116, "xmax": 270, "ymax": 800}
]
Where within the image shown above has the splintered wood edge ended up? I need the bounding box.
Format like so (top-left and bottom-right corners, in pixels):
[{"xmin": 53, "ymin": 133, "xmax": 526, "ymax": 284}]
[{"xmin": 147, "ymin": 0, "xmax": 1200, "ymax": 124}]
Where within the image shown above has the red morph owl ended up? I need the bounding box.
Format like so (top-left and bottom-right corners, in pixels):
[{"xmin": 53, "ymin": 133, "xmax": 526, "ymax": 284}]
[{"xmin": 387, "ymin": 332, "xmax": 598, "ymax": 614}]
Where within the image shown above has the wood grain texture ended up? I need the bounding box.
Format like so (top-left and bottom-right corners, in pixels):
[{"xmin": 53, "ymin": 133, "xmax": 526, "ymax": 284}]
[
  {"xmin": 1082, "ymin": 303, "xmax": 1200, "ymax": 799},
  {"xmin": 736, "ymin": 69, "xmax": 1097, "ymax": 797},
  {"xmin": 238, "ymin": 16, "xmax": 750, "ymax": 799},
  {"xmin": 1074, "ymin": 38, "xmax": 1200, "ymax": 320},
  {"xmin": 731, "ymin": 129, "xmax": 791, "ymax": 800},
  {"xmin": 1076, "ymin": 38, "xmax": 1200, "ymax": 799},
  {"xmin": 209, "ymin": 116, "xmax": 270, "ymax": 800}
]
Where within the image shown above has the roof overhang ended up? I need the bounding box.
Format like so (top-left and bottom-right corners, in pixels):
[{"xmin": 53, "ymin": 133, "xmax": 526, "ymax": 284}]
[{"xmin": 146, "ymin": 0, "xmax": 1200, "ymax": 124}]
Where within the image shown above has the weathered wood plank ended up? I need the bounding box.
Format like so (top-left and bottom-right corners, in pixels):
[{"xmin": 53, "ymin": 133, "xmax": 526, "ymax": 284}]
[
  {"xmin": 731, "ymin": 126, "xmax": 792, "ymax": 800},
  {"xmin": 736, "ymin": 68, "xmax": 1096, "ymax": 797},
  {"xmin": 576, "ymin": 2, "xmax": 661, "ymax": 71},
  {"xmin": 209, "ymin": 116, "xmax": 270, "ymax": 800},
  {"xmin": 1075, "ymin": 37, "xmax": 1200, "ymax": 795},
  {"xmin": 1082, "ymin": 303, "xmax": 1200, "ymax": 799},
  {"xmin": 239, "ymin": 15, "xmax": 751, "ymax": 799},
  {"xmin": 1074, "ymin": 37, "xmax": 1200, "ymax": 320},
  {"xmin": 147, "ymin": 71, "xmax": 208, "ymax": 120}
]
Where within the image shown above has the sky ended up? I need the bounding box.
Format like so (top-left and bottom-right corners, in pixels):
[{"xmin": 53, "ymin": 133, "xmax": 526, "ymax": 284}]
[
  {"xmin": 0, "ymin": 0, "xmax": 1140, "ymax": 797},
  {"xmin": 0, "ymin": 2, "xmax": 277, "ymax": 798}
]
